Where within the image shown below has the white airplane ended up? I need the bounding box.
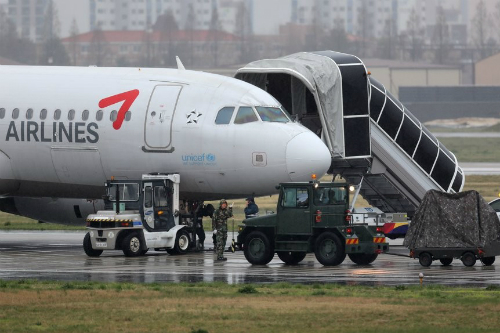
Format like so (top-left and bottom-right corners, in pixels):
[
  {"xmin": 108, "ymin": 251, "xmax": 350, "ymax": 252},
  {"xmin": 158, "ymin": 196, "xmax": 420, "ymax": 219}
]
[{"xmin": 0, "ymin": 64, "xmax": 331, "ymax": 225}]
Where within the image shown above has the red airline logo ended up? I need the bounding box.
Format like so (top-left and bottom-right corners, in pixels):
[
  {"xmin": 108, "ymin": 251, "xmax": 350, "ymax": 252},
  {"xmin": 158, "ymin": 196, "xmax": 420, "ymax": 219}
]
[{"xmin": 99, "ymin": 89, "xmax": 140, "ymax": 130}]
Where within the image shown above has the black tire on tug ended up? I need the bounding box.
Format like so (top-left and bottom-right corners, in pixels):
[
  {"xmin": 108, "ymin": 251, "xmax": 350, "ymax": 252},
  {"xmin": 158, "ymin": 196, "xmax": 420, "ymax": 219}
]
[
  {"xmin": 243, "ymin": 231, "xmax": 274, "ymax": 265},
  {"xmin": 122, "ymin": 232, "xmax": 143, "ymax": 257},
  {"xmin": 461, "ymin": 252, "xmax": 477, "ymax": 267},
  {"xmin": 83, "ymin": 232, "xmax": 103, "ymax": 257},
  {"xmin": 314, "ymin": 232, "xmax": 346, "ymax": 266},
  {"xmin": 480, "ymin": 256, "xmax": 496, "ymax": 266},
  {"xmin": 439, "ymin": 258, "xmax": 453, "ymax": 266},
  {"xmin": 418, "ymin": 252, "xmax": 432, "ymax": 267},
  {"xmin": 277, "ymin": 251, "xmax": 307, "ymax": 265},
  {"xmin": 348, "ymin": 253, "xmax": 378, "ymax": 265},
  {"xmin": 173, "ymin": 229, "xmax": 191, "ymax": 254}
]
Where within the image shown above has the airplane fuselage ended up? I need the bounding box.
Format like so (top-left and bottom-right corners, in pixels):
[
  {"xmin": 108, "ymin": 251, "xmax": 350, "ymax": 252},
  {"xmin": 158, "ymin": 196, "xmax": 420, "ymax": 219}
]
[{"xmin": 0, "ymin": 66, "xmax": 331, "ymax": 201}]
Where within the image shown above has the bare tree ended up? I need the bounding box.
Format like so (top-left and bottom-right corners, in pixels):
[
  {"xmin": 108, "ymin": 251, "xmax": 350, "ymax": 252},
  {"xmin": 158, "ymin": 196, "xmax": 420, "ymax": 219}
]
[
  {"xmin": 433, "ymin": 6, "xmax": 450, "ymax": 64},
  {"xmin": 405, "ymin": 7, "xmax": 424, "ymax": 62},
  {"xmin": 327, "ymin": 16, "xmax": 351, "ymax": 54},
  {"xmin": 89, "ymin": 23, "xmax": 108, "ymax": 66},
  {"xmin": 471, "ymin": 0, "xmax": 491, "ymax": 60},
  {"xmin": 69, "ymin": 19, "xmax": 79, "ymax": 65},
  {"xmin": 378, "ymin": 17, "xmax": 397, "ymax": 59},
  {"xmin": 154, "ymin": 9, "xmax": 178, "ymax": 67},
  {"xmin": 305, "ymin": 0, "xmax": 323, "ymax": 51},
  {"xmin": 0, "ymin": 12, "xmax": 36, "ymax": 64},
  {"xmin": 207, "ymin": 6, "xmax": 222, "ymax": 67},
  {"xmin": 185, "ymin": 4, "xmax": 196, "ymax": 66},
  {"xmin": 355, "ymin": 3, "xmax": 371, "ymax": 57},
  {"xmin": 40, "ymin": 0, "xmax": 69, "ymax": 65},
  {"xmin": 235, "ymin": 1, "xmax": 254, "ymax": 63}
]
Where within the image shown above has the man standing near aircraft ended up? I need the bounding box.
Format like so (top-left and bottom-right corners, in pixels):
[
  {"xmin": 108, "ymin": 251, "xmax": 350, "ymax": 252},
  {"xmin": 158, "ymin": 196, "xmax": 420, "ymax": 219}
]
[
  {"xmin": 244, "ymin": 197, "xmax": 259, "ymax": 218},
  {"xmin": 213, "ymin": 199, "xmax": 233, "ymax": 261}
]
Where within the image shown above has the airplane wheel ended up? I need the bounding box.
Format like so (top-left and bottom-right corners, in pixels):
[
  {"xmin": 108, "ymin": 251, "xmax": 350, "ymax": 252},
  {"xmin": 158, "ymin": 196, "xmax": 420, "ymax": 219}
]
[
  {"xmin": 314, "ymin": 232, "xmax": 345, "ymax": 266},
  {"xmin": 480, "ymin": 256, "xmax": 495, "ymax": 266},
  {"xmin": 83, "ymin": 232, "xmax": 103, "ymax": 257},
  {"xmin": 243, "ymin": 231, "xmax": 274, "ymax": 265},
  {"xmin": 173, "ymin": 229, "xmax": 191, "ymax": 254},
  {"xmin": 461, "ymin": 252, "xmax": 476, "ymax": 267},
  {"xmin": 122, "ymin": 232, "xmax": 142, "ymax": 257},
  {"xmin": 277, "ymin": 251, "xmax": 306, "ymax": 265},
  {"xmin": 439, "ymin": 258, "xmax": 453, "ymax": 266},
  {"xmin": 419, "ymin": 252, "xmax": 432, "ymax": 267},
  {"xmin": 348, "ymin": 253, "xmax": 378, "ymax": 265}
]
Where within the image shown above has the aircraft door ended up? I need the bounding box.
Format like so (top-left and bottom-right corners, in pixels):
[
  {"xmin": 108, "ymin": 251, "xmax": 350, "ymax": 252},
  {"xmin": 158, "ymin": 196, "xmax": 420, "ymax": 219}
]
[{"xmin": 144, "ymin": 85, "xmax": 183, "ymax": 150}]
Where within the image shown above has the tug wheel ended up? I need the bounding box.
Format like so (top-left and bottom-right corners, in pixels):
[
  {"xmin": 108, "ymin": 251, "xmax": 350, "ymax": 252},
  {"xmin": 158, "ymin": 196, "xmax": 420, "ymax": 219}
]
[
  {"xmin": 314, "ymin": 232, "xmax": 345, "ymax": 266},
  {"xmin": 122, "ymin": 232, "xmax": 142, "ymax": 257},
  {"xmin": 418, "ymin": 252, "xmax": 432, "ymax": 267},
  {"xmin": 439, "ymin": 258, "xmax": 453, "ymax": 266},
  {"xmin": 480, "ymin": 257, "xmax": 496, "ymax": 266},
  {"xmin": 83, "ymin": 232, "xmax": 103, "ymax": 257},
  {"xmin": 461, "ymin": 252, "xmax": 476, "ymax": 267},
  {"xmin": 348, "ymin": 253, "xmax": 378, "ymax": 265},
  {"xmin": 277, "ymin": 251, "xmax": 306, "ymax": 265},
  {"xmin": 243, "ymin": 231, "xmax": 274, "ymax": 265}
]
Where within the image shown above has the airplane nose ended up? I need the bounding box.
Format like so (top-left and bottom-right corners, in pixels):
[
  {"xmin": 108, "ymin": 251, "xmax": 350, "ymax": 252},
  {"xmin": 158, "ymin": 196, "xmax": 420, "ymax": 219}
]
[{"xmin": 285, "ymin": 132, "xmax": 332, "ymax": 181}]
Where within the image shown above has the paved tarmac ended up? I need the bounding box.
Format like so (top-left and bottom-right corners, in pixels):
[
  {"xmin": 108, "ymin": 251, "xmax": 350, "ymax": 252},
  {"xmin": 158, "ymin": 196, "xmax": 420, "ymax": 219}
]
[{"xmin": 1, "ymin": 231, "xmax": 499, "ymax": 286}]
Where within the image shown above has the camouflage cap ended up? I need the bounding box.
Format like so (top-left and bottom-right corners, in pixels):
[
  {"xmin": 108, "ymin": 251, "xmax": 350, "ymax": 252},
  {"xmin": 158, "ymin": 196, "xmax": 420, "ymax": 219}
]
[{"xmin": 219, "ymin": 199, "xmax": 227, "ymax": 206}]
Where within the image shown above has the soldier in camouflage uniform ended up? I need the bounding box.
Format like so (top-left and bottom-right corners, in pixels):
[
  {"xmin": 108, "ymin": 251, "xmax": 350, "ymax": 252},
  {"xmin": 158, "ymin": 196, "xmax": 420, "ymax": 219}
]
[{"xmin": 212, "ymin": 199, "xmax": 233, "ymax": 261}]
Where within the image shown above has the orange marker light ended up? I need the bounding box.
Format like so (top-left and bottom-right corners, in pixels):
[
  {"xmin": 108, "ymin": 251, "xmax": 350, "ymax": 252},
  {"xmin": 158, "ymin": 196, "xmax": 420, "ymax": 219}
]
[{"xmin": 312, "ymin": 174, "xmax": 317, "ymax": 180}]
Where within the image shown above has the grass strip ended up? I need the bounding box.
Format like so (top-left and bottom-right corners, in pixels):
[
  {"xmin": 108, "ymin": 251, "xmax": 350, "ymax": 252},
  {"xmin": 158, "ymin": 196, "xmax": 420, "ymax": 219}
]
[{"xmin": 0, "ymin": 280, "xmax": 500, "ymax": 333}]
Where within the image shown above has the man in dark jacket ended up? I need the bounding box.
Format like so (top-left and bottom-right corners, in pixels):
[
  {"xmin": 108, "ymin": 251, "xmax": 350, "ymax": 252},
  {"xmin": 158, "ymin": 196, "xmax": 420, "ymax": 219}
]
[{"xmin": 244, "ymin": 197, "xmax": 259, "ymax": 219}]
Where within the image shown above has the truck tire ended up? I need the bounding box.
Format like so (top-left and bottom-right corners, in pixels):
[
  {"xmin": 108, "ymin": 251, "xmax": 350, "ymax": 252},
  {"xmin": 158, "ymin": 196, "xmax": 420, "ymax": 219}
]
[
  {"xmin": 173, "ymin": 229, "xmax": 191, "ymax": 254},
  {"xmin": 277, "ymin": 251, "xmax": 306, "ymax": 265},
  {"xmin": 439, "ymin": 258, "xmax": 453, "ymax": 266},
  {"xmin": 461, "ymin": 252, "xmax": 476, "ymax": 267},
  {"xmin": 314, "ymin": 232, "xmax": 345, "ymax": 266},
  {"xmin": 122, "ymin": 232, "xmax": 143, "ymax": 257},
  {"xmin": 244, "ymin": 231, "xmax": 274, "ymax": 265},
  {"xmin": 348, "ymin": 253, "xmax": 378, "ymax": 265},
  {"xmin": 419, "ymin": 252, "xmax": 432, "ymax": 267},
  {"xmin": 480, "ymin": 256, "xmax": 496, "ymax": 266},
  {"xmin": 83, "ymin": 232, "xmax": 103, "ymax": 257}
]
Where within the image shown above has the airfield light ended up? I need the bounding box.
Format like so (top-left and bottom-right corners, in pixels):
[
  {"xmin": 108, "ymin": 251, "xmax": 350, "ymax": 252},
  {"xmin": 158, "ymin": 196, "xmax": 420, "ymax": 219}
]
[{"xmin": 349, "ymin": 185, "xmax": 355, "ymax": 192}]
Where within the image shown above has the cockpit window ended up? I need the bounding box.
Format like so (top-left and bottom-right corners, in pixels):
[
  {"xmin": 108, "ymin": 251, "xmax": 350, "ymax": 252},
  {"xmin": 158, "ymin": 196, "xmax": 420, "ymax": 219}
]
[
  {"xmin": 256, "ymin": 106, "xmax": 290, "ymax": 123},
  {"xmin": 234, "ymin": 107, "xmax": 258, "ymax": 124},
  {"xmin": 215, "ymin": 107, "xmax": 234, "ymax": 125}
]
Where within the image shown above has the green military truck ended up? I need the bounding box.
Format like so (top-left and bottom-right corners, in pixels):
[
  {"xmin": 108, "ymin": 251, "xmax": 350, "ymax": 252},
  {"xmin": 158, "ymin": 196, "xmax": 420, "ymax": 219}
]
[{"xmin": 237, "ymin": 180, "xmax": 389, "ymax": 266}]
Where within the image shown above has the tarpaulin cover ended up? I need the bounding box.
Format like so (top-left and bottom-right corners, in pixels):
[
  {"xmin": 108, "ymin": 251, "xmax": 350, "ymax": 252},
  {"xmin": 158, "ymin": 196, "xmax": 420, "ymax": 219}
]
[
  {"xmin": 235, "ymin": 52, "xmax": 344, "ymax": 157},
  {"xmin": 403, "ymin": 190, "xmax": 500, "ymax": 249}
]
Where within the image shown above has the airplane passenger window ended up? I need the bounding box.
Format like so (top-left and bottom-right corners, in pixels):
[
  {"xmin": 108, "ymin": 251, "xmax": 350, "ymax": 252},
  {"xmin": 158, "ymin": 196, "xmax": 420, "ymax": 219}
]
[
  {"xmin": 68, "ymin": 109, "xmax": 75, "ymax": 121},
  {"xmin": 82, "ymin": 110, "xmax": 89, "ymax": 121},
  {"xmin": 54, "ymin": 109, "xmax": 61, "ymax": 120},
  {"xmin": 256, "ymin": 106, "xmax": 290, "ymax": 123},
  {"xmin": 234, "ymin": 107, "xmax": 258, "ymax": 124},
  {"xmin": 12, "ymin": 108, "xmax": 19, "ymax": 120},
  {"xmin": 215, "ymin": 107, "xmax": 234, "ymax": 124},
  {"xmin": 40, "ymin": 109, "xmax": 47, "ymax": 120},
  {"xmin": 0, "ymin": 108, "xmax": 5, "ymax": 119},
  {"xmin": 96, "ymin": 110, "xmax": 103, "ymax": 121},
  {"xmin": 110, "ymin": 110, "xmax": 117, "ymax": 121},
  {"xmin": 26, "ymin": 108, "xmax": 33, "ymax": 120},
  {"xmin": 125, "ymin": 111, "xmax": 131, "ymax": 121}
]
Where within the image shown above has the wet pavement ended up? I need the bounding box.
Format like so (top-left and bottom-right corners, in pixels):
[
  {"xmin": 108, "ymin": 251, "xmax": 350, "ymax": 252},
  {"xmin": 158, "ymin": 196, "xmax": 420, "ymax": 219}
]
[{"xmin": 1, "ymin": 231, "xmax": 499, "ymax": 286}]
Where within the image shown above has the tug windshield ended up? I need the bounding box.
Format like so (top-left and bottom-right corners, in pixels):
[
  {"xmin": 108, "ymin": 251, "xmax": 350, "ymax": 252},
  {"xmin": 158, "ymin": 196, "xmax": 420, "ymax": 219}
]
[{"xmin": 107, "ymin": 183, "xmax": 140, "ymax": 202}]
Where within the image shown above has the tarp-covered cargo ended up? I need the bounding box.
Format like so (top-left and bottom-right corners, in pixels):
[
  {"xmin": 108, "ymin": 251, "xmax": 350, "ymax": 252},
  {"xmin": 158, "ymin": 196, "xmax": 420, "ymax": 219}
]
[{"xmin": 404, "ymin": 190, "xmax": 500, "ymax": 249}]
